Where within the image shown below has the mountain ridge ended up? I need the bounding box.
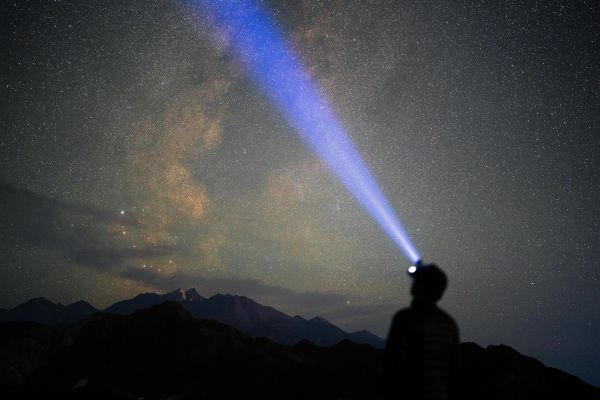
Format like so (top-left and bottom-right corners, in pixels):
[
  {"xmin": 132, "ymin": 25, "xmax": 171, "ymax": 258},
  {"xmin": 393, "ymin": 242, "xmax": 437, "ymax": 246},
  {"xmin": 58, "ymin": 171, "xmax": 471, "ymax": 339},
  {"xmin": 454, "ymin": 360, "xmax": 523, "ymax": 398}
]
[
  {"xmin": 0, "ymin": 297, "xmax": 97, "ymax": 325},
  {"xmin": 0, "ymin": 288, "xmax": 385, "ymax": 348}
]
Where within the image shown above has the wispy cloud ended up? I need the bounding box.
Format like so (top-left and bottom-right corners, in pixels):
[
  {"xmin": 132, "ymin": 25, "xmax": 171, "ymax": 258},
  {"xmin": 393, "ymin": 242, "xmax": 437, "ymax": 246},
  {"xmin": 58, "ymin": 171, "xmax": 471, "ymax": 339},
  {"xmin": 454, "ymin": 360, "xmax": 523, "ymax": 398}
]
[{"xmin": 0, "ymin": 180, "xmax": 173, "ymax": 271}]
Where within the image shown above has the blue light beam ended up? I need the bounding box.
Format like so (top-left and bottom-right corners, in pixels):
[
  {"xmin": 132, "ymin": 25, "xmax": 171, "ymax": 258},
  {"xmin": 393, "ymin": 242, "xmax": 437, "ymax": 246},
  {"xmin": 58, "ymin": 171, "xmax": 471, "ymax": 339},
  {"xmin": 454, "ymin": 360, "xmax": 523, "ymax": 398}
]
[{"xmin": 195, "ymin": 0, "xmax": 421, "ymax": 263}]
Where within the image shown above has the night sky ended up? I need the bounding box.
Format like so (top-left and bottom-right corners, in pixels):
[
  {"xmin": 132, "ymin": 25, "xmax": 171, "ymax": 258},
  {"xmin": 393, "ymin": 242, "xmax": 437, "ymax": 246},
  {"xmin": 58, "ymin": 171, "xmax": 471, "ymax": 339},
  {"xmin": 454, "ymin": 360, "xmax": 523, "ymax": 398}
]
[{"xmin": 1, "ymin": 0, "xmax": 599, "ymax": 385}]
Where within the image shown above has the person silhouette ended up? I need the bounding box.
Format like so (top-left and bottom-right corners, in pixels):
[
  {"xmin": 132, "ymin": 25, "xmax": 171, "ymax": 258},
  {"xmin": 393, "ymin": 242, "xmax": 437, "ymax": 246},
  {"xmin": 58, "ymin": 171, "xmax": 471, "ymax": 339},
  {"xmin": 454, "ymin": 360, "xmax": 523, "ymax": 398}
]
[{"xmin": 381, "ymin": 263, "xmax": 459, "ymax": 400}]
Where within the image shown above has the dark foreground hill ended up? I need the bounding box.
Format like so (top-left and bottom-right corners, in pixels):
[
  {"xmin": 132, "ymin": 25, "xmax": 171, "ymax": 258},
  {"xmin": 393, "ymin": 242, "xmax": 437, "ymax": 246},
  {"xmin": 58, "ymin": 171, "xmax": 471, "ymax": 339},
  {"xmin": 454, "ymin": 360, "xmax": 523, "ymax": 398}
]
[
  {"xmin": 0, "ymin": 302, "xmax": 597, "ymax": 400},
  {"xmin": 1, "ymin": 302, "xmax": 380, "ymax": 399}
]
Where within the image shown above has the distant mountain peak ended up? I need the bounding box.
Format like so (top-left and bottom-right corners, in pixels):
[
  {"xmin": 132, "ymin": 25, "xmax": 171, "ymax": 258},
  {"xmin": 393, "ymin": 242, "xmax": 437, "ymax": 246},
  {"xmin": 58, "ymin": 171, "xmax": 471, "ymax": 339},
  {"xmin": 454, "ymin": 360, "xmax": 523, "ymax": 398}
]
[
  {"xmin": 184, "ymin": 288, "xmax": 202, "ymax": 301},
  {"xmin": 208, "ymin": 293, "xmax": 253, "ymax": 306},
  {"xmin": 21, "ymin": 297, "xmax": 54, "ymax": 306},
  {"xmin": 165, "ymin": 288, "xmax": 204, "ymax": 302},
  {"xmin": 167, "ymin": 288, "xmax": 187, "ymax": 300},
  {"xmin": 1, "ymin": 296, "xmax": 99, "ymax": 325}
]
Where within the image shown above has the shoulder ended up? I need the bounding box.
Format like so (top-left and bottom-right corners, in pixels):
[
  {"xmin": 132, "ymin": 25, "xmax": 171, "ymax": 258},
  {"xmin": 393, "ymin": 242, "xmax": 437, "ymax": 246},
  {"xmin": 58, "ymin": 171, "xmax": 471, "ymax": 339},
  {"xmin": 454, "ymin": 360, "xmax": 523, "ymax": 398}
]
[
  {"xmin": 393, "ymin": 307, "xmax": 412, "ymax": 319},
  {"xmin": 391, "ymin": 308, "xmax": 413, "ymax": 325},
  {"xmin": 434, "ymin": 307, "xmax": 459, "ymax": 329}
]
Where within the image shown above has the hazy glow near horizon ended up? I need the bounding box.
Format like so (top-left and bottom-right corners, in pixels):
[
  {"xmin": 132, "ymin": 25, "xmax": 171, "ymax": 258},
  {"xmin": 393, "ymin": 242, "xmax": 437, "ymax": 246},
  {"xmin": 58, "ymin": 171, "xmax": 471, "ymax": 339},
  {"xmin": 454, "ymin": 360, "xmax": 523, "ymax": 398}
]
[{"xmin": 195, "ymin": 0, "xmax": 421, "ymax": 263}]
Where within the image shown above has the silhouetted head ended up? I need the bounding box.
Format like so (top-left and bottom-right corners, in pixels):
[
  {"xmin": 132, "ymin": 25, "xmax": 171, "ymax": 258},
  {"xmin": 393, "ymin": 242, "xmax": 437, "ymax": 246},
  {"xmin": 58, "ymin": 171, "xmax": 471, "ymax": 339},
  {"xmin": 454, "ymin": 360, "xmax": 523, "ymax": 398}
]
[{"xmin": 409, "ymin": 263, "xmax": 448, "ymax": 303}]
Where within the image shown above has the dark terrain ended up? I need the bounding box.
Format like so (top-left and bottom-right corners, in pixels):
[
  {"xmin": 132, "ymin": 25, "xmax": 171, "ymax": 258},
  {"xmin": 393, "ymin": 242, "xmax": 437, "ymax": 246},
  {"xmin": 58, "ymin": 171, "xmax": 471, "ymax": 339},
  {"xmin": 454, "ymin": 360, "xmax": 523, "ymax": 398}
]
[
  {"xmin": 0, "ymin": 288, "xmax": 384, "ymax": 348},
  {"xmin": 0, "ymin": 293, "xmax": 598, "ymax": 399}
]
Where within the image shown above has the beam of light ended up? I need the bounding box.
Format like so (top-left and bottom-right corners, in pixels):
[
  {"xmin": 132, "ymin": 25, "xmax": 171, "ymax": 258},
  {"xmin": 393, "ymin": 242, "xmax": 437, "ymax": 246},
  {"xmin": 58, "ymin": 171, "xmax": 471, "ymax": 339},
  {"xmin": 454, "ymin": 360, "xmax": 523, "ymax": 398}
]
[{"xmin": 194, "ymin": 0, "xmax": 421, "ymax": 263}]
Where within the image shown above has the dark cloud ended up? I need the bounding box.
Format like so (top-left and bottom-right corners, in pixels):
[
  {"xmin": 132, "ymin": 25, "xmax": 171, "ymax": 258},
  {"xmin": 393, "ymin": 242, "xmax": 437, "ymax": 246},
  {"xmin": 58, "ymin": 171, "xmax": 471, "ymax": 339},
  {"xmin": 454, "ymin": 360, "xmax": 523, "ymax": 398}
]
[
  {"xmin": 0, "ymin": 180, "xmax": 142, "ymax": 230},
  {"xmin": 71, "ymin": 246, "xmax": 176, "ymax": 270},
  {"xmin": 0, "ymin": 180, "xmax": 167, "ymax": 271}
]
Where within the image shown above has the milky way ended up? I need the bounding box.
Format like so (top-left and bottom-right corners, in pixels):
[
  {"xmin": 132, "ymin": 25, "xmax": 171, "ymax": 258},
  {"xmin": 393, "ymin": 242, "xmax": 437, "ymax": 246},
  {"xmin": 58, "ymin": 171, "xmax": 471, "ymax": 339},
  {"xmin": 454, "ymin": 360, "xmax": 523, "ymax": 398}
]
[{"xmin": 1, "ymin": 0, "xmax": 599, "ymax": 385}]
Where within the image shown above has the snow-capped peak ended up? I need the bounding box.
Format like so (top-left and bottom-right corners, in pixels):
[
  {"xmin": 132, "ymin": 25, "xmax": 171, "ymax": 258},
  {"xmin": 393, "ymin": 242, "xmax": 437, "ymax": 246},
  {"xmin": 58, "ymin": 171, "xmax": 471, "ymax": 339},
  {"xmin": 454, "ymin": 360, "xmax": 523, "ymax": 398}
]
[{"xmin": 165, "ymin": 288, "xmax": 203, "ymax": 302}]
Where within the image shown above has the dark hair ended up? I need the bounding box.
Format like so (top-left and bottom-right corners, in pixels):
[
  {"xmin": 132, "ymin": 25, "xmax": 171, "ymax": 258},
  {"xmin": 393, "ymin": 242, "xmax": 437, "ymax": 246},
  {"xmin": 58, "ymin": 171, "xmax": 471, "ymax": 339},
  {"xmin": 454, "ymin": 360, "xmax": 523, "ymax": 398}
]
[{"xmin": 413, "ymin": 264, "xmax": 448, "ymax": 301}]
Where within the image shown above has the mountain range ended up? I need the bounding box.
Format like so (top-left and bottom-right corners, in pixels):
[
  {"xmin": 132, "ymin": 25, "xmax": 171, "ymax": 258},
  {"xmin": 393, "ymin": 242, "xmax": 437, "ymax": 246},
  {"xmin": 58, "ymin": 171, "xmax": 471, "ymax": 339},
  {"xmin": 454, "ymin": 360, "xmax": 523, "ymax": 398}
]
[
  {"xmin": 0, "ymin": 297, "xmax": 97, "ymax": 325},
  {"xmin": 0, "ymin": 288, "xmax": 385, "ymax": 348},
  {"xmin": 0, "ymin": 301, "xmax": 597, "ymax": 399}
]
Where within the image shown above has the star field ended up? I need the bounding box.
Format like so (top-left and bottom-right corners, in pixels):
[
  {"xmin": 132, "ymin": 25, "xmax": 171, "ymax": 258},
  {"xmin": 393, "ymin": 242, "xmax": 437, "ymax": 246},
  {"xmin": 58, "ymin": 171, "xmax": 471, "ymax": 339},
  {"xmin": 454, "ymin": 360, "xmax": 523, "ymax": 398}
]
[{"xmin": 1, "ymin": 0, "xmax": 599, "ymax": 385}]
